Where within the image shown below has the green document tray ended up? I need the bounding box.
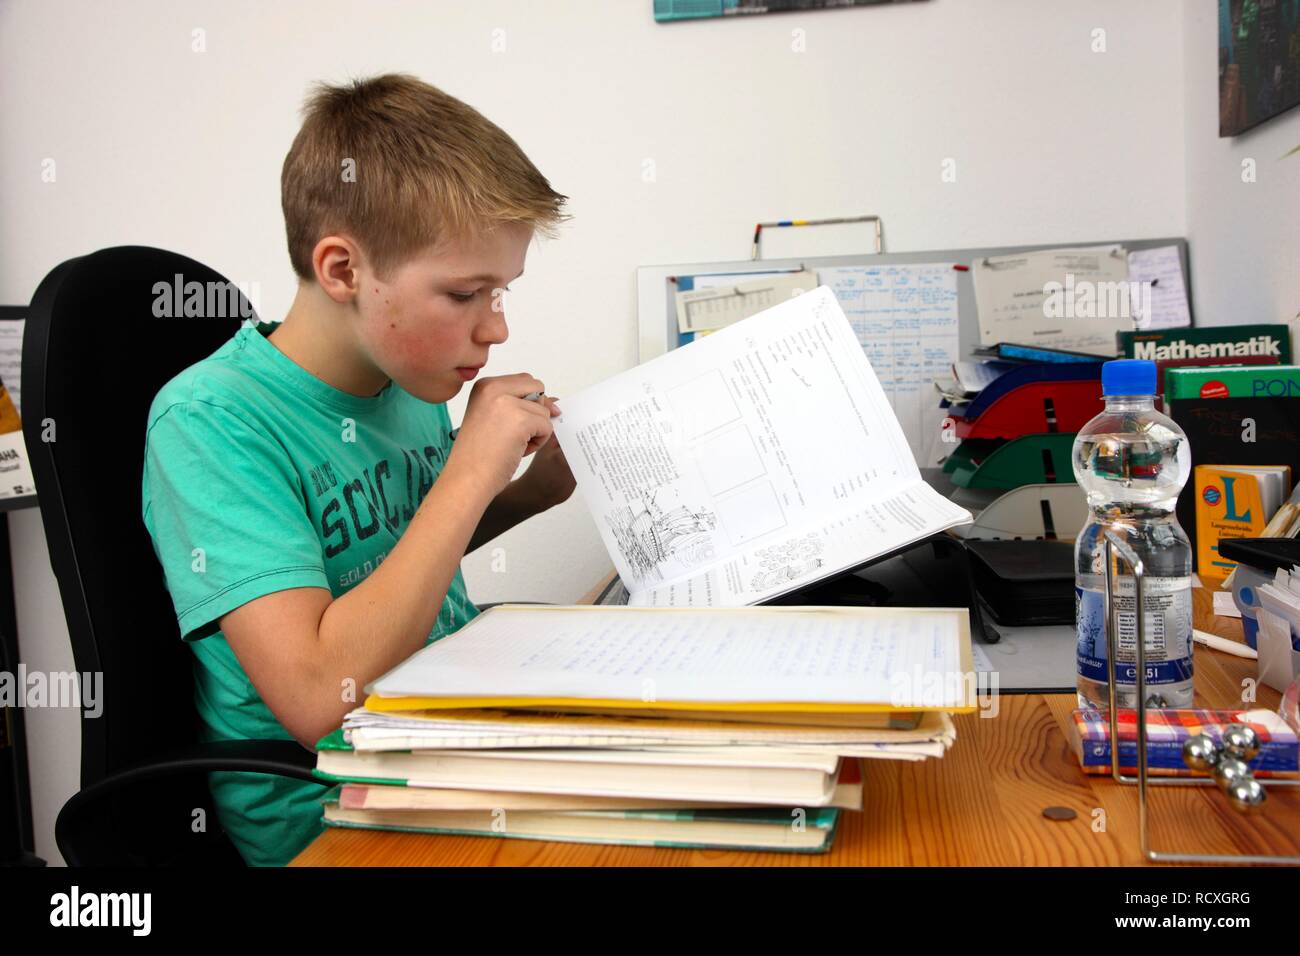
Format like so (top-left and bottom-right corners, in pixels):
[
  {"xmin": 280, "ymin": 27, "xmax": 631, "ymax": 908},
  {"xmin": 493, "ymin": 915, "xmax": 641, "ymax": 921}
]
[{"xmin": 945, "ymin": 433, "xmax": 1078, "ymax": 489}]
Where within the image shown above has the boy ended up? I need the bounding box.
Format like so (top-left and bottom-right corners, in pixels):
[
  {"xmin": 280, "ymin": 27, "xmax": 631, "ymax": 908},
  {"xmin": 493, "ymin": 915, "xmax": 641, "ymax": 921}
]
[{"xmin": 142, "ymin": 74, "xmax": 574, "ymax": 866}]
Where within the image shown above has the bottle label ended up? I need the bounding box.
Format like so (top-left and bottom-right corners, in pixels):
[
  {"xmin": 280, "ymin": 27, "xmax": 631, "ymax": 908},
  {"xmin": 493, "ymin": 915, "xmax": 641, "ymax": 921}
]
[{"xmin": 1076, "ymin": 577, "xmax": 1193, "ymax": 686}]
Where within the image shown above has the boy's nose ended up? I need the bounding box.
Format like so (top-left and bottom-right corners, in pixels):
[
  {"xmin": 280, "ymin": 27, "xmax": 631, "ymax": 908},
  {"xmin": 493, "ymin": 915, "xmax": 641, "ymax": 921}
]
[{"xmin": 475, "ymin": 305, "xmax": 509, "ymax": 345}]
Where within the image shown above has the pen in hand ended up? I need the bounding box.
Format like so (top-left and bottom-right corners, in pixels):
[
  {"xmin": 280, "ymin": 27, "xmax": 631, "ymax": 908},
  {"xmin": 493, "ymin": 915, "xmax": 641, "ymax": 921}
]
[{"xmin": 449, "ymin": 391, "xmax": 544, "ymax": 441}]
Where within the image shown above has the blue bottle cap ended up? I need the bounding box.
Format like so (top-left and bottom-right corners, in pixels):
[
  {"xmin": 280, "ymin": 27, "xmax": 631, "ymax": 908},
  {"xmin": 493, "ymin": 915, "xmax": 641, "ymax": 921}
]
[{"xmin": 1102, "ymin": 359, "xmax": 1156, "ymax": 396}]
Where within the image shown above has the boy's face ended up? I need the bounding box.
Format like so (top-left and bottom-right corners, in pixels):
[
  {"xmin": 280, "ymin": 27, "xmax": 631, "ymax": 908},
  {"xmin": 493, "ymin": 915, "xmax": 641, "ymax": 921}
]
[{"xmin": 353, "ymin": 222, "xmax": 532, "ymax": 404}]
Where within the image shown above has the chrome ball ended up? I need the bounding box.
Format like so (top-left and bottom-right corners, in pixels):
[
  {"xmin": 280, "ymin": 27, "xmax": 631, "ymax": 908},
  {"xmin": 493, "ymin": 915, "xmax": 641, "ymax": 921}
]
[
  {"xmin": 1214, "ymin": 756, "xmax": 1252, "ymax": 793},
  {"xmin": 1182, "ymin": 734, "xmax": 1221, "ymax": 773},
  {"xmin": 1224, "ymin": 776, "xmax": 1267, "ymax": 814},
  {"xmin": 1220, "ymin": 723, "xmax": 1261, "ymax": 762}
]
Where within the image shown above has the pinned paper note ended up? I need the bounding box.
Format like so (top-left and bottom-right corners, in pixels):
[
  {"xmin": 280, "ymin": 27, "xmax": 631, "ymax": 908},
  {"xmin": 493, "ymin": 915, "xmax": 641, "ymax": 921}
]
[
  {"xmin": 674, "ymin": 271, "xmax": 818, "ymax": 334},
  {"xmin": 1126, "ymin": 246, "xmax": 1191, "ymax": 330},
  {"xmin": 972, "ymin": 245, "xmax": 1132, "ymax": 357}
]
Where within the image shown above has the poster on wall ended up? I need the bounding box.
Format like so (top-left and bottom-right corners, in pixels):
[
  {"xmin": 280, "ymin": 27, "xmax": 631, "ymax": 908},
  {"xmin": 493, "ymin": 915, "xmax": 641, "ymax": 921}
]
[
  {"xmin": 0, "ymin": 310, "xmax": 31, "ymax": 500},
  {"xmin": 1219, "ymin": 0, "xmax": 1300, "ymax": 136},
  {"xmin": 0, "ymin": 383, "xmax": 34, "ymax": 500},
  {"xmin": 654, "ymin": 0, "xmax": 926, "ymax": 22}
]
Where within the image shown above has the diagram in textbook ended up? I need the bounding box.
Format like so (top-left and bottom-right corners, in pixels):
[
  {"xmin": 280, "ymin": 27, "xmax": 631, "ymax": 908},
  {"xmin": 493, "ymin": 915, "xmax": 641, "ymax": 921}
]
[
  {"xmin": 605, "ymin": 492, "xmax": 717, "ymax": 583},
  {"xmin": 749, "ymin": 532, "xmax": 825, "ymax": 591}
]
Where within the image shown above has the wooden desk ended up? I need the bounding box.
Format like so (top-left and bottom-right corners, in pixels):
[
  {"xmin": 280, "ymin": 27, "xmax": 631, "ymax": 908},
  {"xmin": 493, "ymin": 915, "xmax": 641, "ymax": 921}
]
[{"xmin": 290, "ymin": 583, "xmax": 1300, "ymax": 866}]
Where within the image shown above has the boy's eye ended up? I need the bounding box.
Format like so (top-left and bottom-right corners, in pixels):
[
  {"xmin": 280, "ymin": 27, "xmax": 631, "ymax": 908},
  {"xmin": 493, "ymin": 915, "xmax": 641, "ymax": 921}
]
[{"xmin": 448, "ymin": 284, "xmax": 510, "ymax": 304}]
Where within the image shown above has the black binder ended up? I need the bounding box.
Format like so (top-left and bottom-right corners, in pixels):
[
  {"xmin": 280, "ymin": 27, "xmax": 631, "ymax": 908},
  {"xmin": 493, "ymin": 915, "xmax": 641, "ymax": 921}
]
[
  {"xmin": 1168, "ymin": 394, "xmax": 1300, "ymax": 566},
  {"xmin": 962, "ymin": 539, "xmax": 1075, "ymax": 627}
]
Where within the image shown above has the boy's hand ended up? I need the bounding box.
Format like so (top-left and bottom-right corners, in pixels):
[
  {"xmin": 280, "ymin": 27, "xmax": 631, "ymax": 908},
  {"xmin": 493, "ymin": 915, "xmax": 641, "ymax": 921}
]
[
  {"xmin": 446, "ymin": 373, "xmax": 553, "ymax": 498},
  {"xmin": 514, "ymin": 398, "xmax": 576, "ymax": 511}
]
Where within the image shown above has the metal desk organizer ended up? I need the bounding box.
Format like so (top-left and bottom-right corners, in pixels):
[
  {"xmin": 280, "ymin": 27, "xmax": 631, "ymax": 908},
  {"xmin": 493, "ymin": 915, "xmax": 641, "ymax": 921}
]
[{"xmin": 1102, "ymin": 531, "xmax": 1300, "ymax": 864}]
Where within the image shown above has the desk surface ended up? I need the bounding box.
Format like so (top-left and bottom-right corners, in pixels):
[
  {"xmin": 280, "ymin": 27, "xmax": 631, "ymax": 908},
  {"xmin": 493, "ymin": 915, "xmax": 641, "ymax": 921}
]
[{"xmin": 290, "ymin": 583, "xmax": 1300, "ymax": 866}]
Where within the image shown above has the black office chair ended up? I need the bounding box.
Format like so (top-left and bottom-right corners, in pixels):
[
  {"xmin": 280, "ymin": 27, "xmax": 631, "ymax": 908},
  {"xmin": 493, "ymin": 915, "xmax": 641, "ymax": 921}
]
[{"xmin": 24, "ymin": 246, "xmax": 320, "ymax": 866}]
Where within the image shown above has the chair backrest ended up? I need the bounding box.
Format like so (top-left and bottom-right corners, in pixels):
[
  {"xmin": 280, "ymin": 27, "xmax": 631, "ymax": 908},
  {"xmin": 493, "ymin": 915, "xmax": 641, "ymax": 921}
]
[{"xmin": 23, "ymin": 247, "xmax": 246, "ymax": 792}]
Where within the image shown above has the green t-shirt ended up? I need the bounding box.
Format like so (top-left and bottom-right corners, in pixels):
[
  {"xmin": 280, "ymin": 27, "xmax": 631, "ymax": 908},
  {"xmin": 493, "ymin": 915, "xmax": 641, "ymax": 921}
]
[{"xmin": 142, "ymin": 321, "xmax": 480, "ymax": 866}]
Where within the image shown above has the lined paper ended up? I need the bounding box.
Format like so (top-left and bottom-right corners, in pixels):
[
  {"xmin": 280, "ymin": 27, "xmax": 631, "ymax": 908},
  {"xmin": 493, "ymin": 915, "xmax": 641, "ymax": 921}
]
[{"xmin": 369, "ymin": 606, "xmax": 966, "ymax": 707}]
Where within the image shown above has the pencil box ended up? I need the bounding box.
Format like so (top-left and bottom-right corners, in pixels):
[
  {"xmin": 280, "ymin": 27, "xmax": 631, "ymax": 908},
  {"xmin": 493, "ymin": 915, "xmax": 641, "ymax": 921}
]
[
  {"xmin": 1070, "ymin": 708, "xmax": 1300, "ymax": 777},
  {"xmin": 963, "ymin": 539, "xmax": 1075, "ymax": 626}
]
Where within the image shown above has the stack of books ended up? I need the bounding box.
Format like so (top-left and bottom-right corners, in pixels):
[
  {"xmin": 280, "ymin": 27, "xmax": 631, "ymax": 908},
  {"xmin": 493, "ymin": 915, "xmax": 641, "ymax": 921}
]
[
  {"xmin": 1162, "ymin": 360, "xmax": 1300, "ymax": 563},
  {"xmin": 313, "ymin": 604, "xmax": 975, "ymax": 853}
]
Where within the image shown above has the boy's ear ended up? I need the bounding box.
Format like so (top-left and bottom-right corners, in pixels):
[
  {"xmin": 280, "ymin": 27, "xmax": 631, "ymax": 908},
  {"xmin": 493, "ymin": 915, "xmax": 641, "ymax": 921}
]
[{"xmin": 312, "ymin": 234, "xmax": 363, "ymax": 304}]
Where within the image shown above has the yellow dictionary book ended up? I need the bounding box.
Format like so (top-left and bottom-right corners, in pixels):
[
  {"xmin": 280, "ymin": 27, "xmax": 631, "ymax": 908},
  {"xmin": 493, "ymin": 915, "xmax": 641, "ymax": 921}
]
[{"xmin": 1194, "ymin": 465, "xmax": 1291, "ymax": 582}]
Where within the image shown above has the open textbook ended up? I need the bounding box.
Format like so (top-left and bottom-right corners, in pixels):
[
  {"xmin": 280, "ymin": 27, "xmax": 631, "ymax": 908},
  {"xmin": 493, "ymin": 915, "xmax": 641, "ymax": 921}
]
[{"xmin": 552, "ymin": 285, "xmax": 974, "ymax": 607}]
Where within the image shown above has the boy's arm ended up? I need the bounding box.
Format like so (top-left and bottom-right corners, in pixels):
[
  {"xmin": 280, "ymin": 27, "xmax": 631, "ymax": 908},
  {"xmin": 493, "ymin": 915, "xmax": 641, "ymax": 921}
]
[
  {"xmin": 466, "ymin": 479, "xmax": 542, "ymax": 553},
  {"xmin": 466, "ymin": 425, "xmax": 575, "ymax": 553},
  {"xmin": 218, "ymin": 374, "xmax": 555, "ymax": 749},
  {"xmin": 219, "ymin": 462, "xmax": 494, "ymax": 749}
]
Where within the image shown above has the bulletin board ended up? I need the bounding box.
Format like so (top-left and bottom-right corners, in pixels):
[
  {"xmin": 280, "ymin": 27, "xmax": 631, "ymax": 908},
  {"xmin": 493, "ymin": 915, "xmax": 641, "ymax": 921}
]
[{"xmin": 636, "ymin": 237, "xmax": 1191, "ymax": 364}]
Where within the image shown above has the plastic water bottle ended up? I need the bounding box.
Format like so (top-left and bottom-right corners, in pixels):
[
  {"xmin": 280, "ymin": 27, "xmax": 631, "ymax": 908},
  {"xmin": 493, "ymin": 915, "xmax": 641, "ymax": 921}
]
[{"xmin": 1074, "ymin": 359, "xmax": 1194, "ymax": 711}]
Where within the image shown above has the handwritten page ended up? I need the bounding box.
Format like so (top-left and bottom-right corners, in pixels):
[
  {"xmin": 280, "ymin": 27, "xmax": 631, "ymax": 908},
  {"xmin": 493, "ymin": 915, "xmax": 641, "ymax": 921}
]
[
  {"xmin": 1126, "ymin": 246, "xmax": 1191, "ymax": 330},
  {"xmin": 972, "ymin": 245, "xmax": 1131, "ymax": 356},
  {"xmin": 368, "ymin": 605, "xmax": 968, "ymax": 708},
  {"xmin": 817, "ymin": 264, "xmax": 960, "ymax": 467},
  {"xmin": 554, "ymin": 286, "xmax": 972, "ymax": 607}
]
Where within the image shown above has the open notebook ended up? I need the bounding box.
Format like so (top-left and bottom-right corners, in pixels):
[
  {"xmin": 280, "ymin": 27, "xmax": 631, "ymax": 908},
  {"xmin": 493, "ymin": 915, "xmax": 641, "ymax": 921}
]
[
  {"xmin": 552, "ymin": 285, "xmax": 973, "ymax": 607},
  {"xmin": 365, "ymin": 604, "xmax": 976, "ymax": 714}
]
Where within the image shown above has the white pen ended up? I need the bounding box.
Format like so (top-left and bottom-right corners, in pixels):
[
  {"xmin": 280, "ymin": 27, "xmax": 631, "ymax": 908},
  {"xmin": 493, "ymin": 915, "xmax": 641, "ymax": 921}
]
[
  {"xmin": 449, "ymin": 391, "xmax": 544, "ymax": 441},
  {"xmin": 1192, "ymin": 628, "xmax": 1258, "ymax": 660}
]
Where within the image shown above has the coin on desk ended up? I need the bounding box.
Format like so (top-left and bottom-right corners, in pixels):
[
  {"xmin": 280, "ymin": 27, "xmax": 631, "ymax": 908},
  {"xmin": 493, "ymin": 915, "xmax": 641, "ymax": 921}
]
[{"xmin": 1041, "ymin": 806, "xmax": 1077, "ymax": 821}]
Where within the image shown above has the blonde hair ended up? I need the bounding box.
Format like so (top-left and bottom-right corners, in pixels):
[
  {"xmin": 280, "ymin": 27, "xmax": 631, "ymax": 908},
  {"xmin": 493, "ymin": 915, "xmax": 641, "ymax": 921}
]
[{"xmin": 281, "ymin": 73, "xmax": 568, "ymax": 280}]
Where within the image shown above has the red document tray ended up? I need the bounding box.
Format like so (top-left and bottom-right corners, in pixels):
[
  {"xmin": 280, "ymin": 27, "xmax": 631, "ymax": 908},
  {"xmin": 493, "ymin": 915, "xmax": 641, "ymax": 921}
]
[{"xmin": 954, "ymin": 380, "xmax": 1105, "ymax": 440}]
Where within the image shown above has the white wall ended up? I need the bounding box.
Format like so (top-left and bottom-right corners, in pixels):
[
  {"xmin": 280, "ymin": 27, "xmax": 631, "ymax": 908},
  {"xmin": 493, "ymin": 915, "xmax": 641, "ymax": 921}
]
[
  {"xmin": 1, "ymin": 0, "xmax": 1188, "ymax": 864},
  {"xmin": 1183, "ymin": 0, "xmax": 1300, "ymax": 330}
]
